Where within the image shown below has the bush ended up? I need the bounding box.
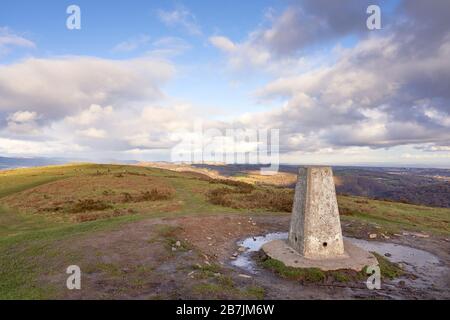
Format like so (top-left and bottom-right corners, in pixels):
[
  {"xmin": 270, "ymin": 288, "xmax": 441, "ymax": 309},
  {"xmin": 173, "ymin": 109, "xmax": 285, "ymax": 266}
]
[
  {"xmin": 140, "ymin": 188, "xmax": 173, "ymax": 201},
  {"xmin": 206, "ymin": 185, "xmax": 293, "ymax": 212},
  {"xmin": 70, "ymin": 199, "xmax": 112, "ymax": 213},
  {"xmin": 209, "ymin": 179, "xmax": 255, "ymax": 194},
  {"xmin": 121, "ymin": 188, "xmax": 174, "ymax": 203}
]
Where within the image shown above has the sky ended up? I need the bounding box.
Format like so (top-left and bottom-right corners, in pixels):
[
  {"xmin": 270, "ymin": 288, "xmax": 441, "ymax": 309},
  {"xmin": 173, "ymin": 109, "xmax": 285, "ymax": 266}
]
[{"xmin": 0, "ymin": 0, "xmax": 449, "ymax": 167}]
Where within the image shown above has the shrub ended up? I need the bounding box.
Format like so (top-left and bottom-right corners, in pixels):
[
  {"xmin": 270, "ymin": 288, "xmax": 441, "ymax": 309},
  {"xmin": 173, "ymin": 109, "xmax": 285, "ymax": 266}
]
[
  {"xmin": 120, "ymin": 188, "xmax": 174, "ymax": 203},
  {"xmin": 140, "ymin": 188, "xmax": 174, "ymax": 201},
  {"xmin": 209, "ymin": 179, "xmax": 255, "ymax": 194},
  {"xmin": 70, "ymin": 199, "xmax": 112, "ymax": 213},
  {"xmin": 206, "ymin": 185, "xmax": 293, "ymax": 212}
]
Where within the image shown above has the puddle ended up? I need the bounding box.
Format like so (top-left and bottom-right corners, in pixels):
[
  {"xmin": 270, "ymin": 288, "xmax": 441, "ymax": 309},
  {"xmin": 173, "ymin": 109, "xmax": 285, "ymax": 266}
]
[
  {"xmin": 232, "ymin": 232, "xmax": 446, "ymax": 290},
  {"xmin": 347, "ymin": 237, "xmax": 446, "ymax": 289},
  {"xmin": 231, "ymin": 232, "xmax": 287, "ymax": 273}
]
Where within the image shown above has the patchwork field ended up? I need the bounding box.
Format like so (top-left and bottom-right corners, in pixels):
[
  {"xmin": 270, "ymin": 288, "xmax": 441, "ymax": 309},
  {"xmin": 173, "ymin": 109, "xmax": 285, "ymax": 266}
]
[{"xmin": 0, "ymin": 164, "xmax": 449, "ymax": 299}]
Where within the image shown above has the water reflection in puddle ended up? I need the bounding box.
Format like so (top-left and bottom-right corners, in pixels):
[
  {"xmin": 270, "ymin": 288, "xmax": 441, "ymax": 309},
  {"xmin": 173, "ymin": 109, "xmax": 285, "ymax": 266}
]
[
  {"xmin": 232, "ymin": 232, "xmax": 445, "ymax": 290},
  {"xmin": 232, "ymin": 232, "xmax": 287, "ymax": 272}
]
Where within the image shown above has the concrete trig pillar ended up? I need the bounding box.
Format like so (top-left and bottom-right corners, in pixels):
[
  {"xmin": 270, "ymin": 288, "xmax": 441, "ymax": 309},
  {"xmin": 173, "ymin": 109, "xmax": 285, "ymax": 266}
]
[{"xmin": 288, "ymin": 166, "xmax": 345, "ymax": 259}]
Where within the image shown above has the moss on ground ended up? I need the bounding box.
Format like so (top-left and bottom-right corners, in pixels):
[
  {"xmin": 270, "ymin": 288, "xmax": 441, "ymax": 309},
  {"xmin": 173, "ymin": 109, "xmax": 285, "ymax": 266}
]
[
  {"xmin": 372, "ymin": 252, "xmax": 404, "ymax": 279},
  {"xmin": 260, "ymin": 252, "xmax": 404, "ymax": 284}
]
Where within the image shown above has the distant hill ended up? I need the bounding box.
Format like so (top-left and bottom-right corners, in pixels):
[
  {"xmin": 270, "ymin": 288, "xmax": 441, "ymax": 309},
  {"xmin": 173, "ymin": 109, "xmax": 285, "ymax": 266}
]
[
  {"xmin": 0, "ymin": 156, "xmax": 68, "ymax": 170},
  {"xmin": 191, "ymin": 164, "xmax": 450, "ymax": 208}
]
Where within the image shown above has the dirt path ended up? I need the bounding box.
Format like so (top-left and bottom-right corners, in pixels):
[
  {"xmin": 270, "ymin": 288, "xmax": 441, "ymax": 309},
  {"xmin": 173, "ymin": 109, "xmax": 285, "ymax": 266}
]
[{"xmin": 41, "ymin": 214, "xmax": 450, "ymax": 300}]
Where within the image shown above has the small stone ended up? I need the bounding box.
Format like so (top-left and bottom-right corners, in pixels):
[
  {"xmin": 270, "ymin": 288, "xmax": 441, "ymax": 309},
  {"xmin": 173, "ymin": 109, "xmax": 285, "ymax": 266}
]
[
  {"xmin": 238, "ymin": 246, "xmax": 246, "ymax": 252},
  {"xmin": 188, "ymin": 271, "xmax": 195, "ymax": 277},
  {"xmin": 398, "ymin": 280, "xmax": 406, "ymax": 287},
  {"xmin": 175, "ymin": 241, "xmax": 181, "ymax": 247},
  {"xmin": 204, "ymin": 260, "xmax": 211, "ymax": 266},
  {"xmin": 213, "ymin": 273, "xmax": 221, "ymax": 277},
  {"xmin": 238, "ymin": 274, "xmax": 252, "ymax": 279},
  {"xmin": 411, "ymin": 232, "xmax": 429, "ymax": 238},
  {"xmin": 384, "ymin": 253, "xmax": 392, "ymax": 257},
  {"xmin": 252, "ymin": 223, "xmax": 257, "ymax": 226},
  {"xmin": 369, "ymin": 234, "xmax": 377, "ymax": 239},
  {"xmin": 232, "ymin": 252, "xmax": 239, "ymax": 257},
  {"xmin": 238, "ymin": 222, "xmax": 241, "ymax": 225},
  {"xmin": 172, "ymin": 247, "xmax": 177, "ymax": 252},
  {"xmin": 230, "ymin": 256, "xmax": 237, "ymax": 260},
  {"xmin": 206, "ymin": 237, "xmax": 212, "ymax": 240}
]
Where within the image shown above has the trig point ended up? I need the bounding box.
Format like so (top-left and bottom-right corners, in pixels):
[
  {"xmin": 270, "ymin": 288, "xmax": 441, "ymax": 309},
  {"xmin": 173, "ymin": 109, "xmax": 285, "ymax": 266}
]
[
  {"xmin": 262, "ymin": 166, "xmax": 377, "ymax": 271},
  {"xmin": 288, "ymin": 166, "xmax": 345, "ymax": 259}
]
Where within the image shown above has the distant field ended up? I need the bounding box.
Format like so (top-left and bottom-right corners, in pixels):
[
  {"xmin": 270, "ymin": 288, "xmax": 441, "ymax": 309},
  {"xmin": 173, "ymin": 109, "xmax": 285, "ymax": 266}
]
[
  {"xmin": 0, "ymin": 163, "xmax": 449, "ymax": 299},
  {"xmin": 189, "ymin": 164, "xmax": 450, "ymax": 208}
]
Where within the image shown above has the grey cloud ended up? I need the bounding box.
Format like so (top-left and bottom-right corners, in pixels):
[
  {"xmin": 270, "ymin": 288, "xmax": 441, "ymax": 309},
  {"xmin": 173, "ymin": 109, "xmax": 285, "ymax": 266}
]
[
  {"xmin": 256, "ymin": 0, "xmax": 383, "ymax": 56},
  {"xmin": 247, "ymin": 0, "xmax": 450, "ymax": 152},
  {"xmin": 0, "ymin": 57, "xmax": 175, "ymax": 122}
]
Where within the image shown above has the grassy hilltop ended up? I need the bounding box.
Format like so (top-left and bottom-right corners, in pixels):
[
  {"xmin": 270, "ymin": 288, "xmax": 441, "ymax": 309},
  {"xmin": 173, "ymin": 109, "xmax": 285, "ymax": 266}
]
[{"xmin": 0, "ymin": 164, "xmax": 449, "ymax": 299}]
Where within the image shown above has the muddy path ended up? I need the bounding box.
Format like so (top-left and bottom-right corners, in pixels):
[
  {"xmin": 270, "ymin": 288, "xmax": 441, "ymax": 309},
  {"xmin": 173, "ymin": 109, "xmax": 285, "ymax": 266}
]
[{"xmin": 42, "ymin": 214, "xmax": 450, "ymax": 300}]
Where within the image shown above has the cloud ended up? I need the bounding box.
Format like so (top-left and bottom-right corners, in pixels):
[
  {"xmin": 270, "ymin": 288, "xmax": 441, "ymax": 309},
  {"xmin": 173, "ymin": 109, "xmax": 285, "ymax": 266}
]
[
  {"xmin": 7, "ymin": 110, "xmax": 38, "ymax": 123},
  {"xmin": 0, "ymin": 27, "xmax": 35, "ymax": 56},
  {"xmin": 112, "ymin": 34, "xmax": 151, "ymax": 52},
  {"xmin": 209, "ymin": 36, "xmax": 236, "ymax": 52},
  {"xmin": 209, "ymin": 0, "xmax": 381, "ymax": 72},
  {"xmin": 157, "ymin": 7, "xmax": 202, "ymax": 35},
  {"xmin": 0, "ymin": 137, "xmax": 84, "ymax": 156},
  {"xmin": 76, "ymin": 128, "xmax": 107, "ymax": 139},
  {"xmin": 66, "ymin": 104, "xmax": 113, "ymax": 126},
  {"xmin": 5, "ymin": 110, "xmax": 40, "ymax": 135},
  {"xmin": 1, "ymin": 0, "xmax": 449, "ymax": 164},
  {"xmin": 226, "ymin": 0, "xmax": 450, "ymax": 154},
  {"xmin": 148, "ymin": 37, "xmax": 191, "ymax": 57},
  {"xmin": 0, "ymin": 56, "xmax": 175, "ymax": 121}
]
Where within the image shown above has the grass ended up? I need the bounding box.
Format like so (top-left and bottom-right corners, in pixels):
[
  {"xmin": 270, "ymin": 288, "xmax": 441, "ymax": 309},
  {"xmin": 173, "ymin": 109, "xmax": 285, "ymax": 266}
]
[
  {"xmin": 192, "ymin": 271, "xmax": 265, "ymax": 299},
  {"xmin": 206, "ymin": 184, "xmax": 293, "ymax": 212},
  {"xmin": 191, "ymin": 262, "xmax": 238, "ymax": 298},
  {"xmin": 372, "ymin": 252, "xmax": 404, "ymax": 279},
  {"xmin": 69, "ymin": 199, "xmax": 113, "ymax": 213},
  {"xmin": 0, "ymin": 211, "xmax": 145, "ymax": 299},
  {"xmin": 244, "ymin": 286, "xmax": 265, "ymax": 299},
  {"xmin": 261, "ymin": 257, "xmax": 326, "ymax": 282},
  {"xmin": 338, "ymin": 195, "xmax": 450, "ymax": 235},
  {"xmin": 260, "ymin": 254, "xmax": 404, "ymax": 284},
  {"xmin": 146, "ymin": 224, "xmax": 193, "ymax": 254},
  {"xmin": 0, "ymin": 163, "xmax": 444, "ymax": 299}
]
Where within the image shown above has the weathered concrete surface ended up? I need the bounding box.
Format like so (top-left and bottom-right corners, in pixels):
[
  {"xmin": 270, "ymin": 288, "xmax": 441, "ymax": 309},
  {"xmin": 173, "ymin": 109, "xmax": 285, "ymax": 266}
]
[
  {"xmin": 262, "ymin": 239, "xmax": 378, "ymax": 271},
  {"xmin": 288, "ymin": 166, "xmax": 345, "ymax": 259}
]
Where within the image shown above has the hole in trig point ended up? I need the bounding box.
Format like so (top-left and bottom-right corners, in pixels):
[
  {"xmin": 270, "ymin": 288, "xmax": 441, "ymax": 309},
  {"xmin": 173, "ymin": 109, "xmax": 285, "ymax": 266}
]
[{"xmin": 323, "ymin": 242, "xmax": 328, "ymax": 247}]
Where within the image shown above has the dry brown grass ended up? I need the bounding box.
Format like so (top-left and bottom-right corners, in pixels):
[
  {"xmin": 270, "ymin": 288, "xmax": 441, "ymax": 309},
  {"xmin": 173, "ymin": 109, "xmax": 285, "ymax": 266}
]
[
  {"xmin": 69, "ymin": 199, "xmax": 113, "ymax": 213},
  {"xmin": 121, "ymin": 188, "xmax": 174, "ymax": 203},
  {"xmin": 76, "ymin": 208, "xmax": 137, "ymax": 222},
  {"xmin": 206, "ymin": 184, "xmax": 294, "ymax": 212},
  {"xmin": 3, "ymin": 173, "xmax": 173, "ymax": 210}
]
